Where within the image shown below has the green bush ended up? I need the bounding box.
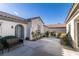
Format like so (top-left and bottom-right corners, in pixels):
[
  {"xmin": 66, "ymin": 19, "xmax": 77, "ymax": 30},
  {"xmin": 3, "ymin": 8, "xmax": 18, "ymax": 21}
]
[
  {"xmin": 56, "ymin": 32, "xmax": 62, "ymax": 38},
  {"xmin": 50, "ymin": 32, "xmax": 54, "ymax": 36},
  {"xmin": 32, "ymin": 31, "xmax": 40, "ymax": 40},
  {"xmin": 25, "ymin": 37, "xmax": 29, "ymax": 40},
  {"xmin": 32, "ymin": 31, "xmax": 35, "ymax": 39},
  {"xmin": 0, "ymin": 36, "xmax": 17, "ymax": 43},
  {"xmin": 0, "ymin": 36, "xmax": 2, "ymax": 38},
  {"xmin": 0, "ymin": 43, "xmax": 3, "ymax": 49},
  {"xmin": 45, "ymin": 31, "xmax": 49, "ymax": 37},
  {"xmin": 59, "ymin": 33, "xmax": 70, "ymax": 45},
  {"xmin": 44, "ymin": 31, "xmax": 56, "ymax": 37},
  {"xmin": 2, "ymin": 36, "xmax": 16, "ymax": 39},
  {"xmin": 53, "ymin": 32, "xmax": 56, "ymax": 37},
  {"xmin": 0, "ymin": 36, "xmax": 17, "ymax": 49},
  {"xmin": 32, "ymin": 31, "xmax": 45, "ymax": 41},
  {"xmin": 0, "ymin": 36, "xmax": 2, "ymax": 42}
]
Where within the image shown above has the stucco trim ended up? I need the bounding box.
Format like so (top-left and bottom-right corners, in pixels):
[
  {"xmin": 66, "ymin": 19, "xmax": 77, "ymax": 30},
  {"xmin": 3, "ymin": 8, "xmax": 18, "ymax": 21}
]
[
  {"xmin": 65, "ymin": 4, "xmax": 79, "ymax": 24},
  {"xmin": 0, "ymin": 11, "xmax": 27, "ymax": 24},
  {"xmin": 26, "ymin": 17, "xmax": 44, "ymax": 24},
  {"xmin": 66, "ymin": 9, "xmax": 79, "ymax": 24}
]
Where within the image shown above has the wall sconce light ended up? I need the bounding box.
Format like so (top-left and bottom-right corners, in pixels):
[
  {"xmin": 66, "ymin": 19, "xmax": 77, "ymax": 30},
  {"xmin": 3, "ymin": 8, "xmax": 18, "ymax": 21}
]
[
  {"xmin": 0, "ymin": 22, "xmax": 3, "ymax": 26},
  {"xmin": 0, "ymin": 24, "xmax": 1, "ymax": 26},
  {"xmin": 11, "ymin": 26, "xmax": 14, "ymax": 29}
]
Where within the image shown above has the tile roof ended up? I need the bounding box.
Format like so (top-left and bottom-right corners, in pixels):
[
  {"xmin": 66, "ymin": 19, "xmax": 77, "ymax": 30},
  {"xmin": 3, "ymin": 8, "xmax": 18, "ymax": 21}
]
[
  {"xmin": 26, "ymin": 16, "xmax": 44, "ymax": 24},
  {"xmin": 47, "ymin": 24, "xmax": 66, "ymax": 28},
  {"xmin": 43, "ymin": 25, "xmax": 48, "ymax": 27},
  {"xmin": 0, "ymin": 11, "xmax": 27, "ymax": 24},
  {"xmin": 65, "ymin": 3, "xmax": 79, "ymax": 23}
]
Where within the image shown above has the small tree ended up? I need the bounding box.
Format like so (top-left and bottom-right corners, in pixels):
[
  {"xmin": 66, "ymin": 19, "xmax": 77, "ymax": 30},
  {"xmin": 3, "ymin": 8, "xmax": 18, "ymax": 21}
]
[
  {"xmin": 32, "ymin": 31, "xmax": 34, "ymax": 37},
  {"xmin": 45, "ymin": 31, "xmax": 49, "ymax": 37}
]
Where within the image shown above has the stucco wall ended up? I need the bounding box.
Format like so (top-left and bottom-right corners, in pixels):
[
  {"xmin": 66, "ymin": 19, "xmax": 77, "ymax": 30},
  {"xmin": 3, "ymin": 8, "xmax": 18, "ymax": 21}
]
[
  {"xmin": 48, "ymin": 27, "xmax": 66, "ymax": 33},
  {"xmin": 44, "ymin": 26, "xmax": 48, "ymax": 32},
  {"xmin": 32, "ymin": 19, "xmax": 44, "ymax": 33},
  {"xmin": 0, "ymin": 19, "xmax": 27, "ymax": 39},
  {"xmin": 27, "ymin": 18, "xmax": 44, "ymax": 40},
  {"xmin": 26, "ymin": 22, "xmax": 32, "ymax": 40},
  {"xmin": 66, "ymin": 18, "xmax": 75, "ymax": 40},
  {"xmin": 66, "ymin": 10, "xmax": 79, "ymax": 48},
  {"xmin": 66, "ymin": 13, "xmax": 79, "ymax": 48},
  {"xmin": 66, "ymin": 17, "xmax": 78, "ymax": 48}
]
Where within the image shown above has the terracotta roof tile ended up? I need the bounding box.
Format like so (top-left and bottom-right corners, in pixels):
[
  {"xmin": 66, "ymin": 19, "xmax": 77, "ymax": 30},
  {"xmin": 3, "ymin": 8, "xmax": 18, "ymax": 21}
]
[
  {"xmin": 0, "ymin": 11, "xmax": 27, "ymax": 24},
  {"xmin": 47, "ymin": 24, "xmax": 66, "ymax": 28}
]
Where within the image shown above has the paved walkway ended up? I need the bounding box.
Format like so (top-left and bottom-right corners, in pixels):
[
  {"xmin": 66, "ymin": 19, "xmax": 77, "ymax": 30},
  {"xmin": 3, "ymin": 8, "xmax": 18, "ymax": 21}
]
[{"xmin": 1, "ymin": 37, "xmax": 79, "ymax": 56}]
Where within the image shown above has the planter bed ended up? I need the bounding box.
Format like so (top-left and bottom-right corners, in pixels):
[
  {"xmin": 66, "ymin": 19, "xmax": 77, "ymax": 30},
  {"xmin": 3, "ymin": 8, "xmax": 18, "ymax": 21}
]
[
  {"xmin": 0, "ymin": 36, "xmax": 24, "ymax": 52},
  {"xmin": 0, "ymin": 43, "xmax": 3, "ymax": 54}
]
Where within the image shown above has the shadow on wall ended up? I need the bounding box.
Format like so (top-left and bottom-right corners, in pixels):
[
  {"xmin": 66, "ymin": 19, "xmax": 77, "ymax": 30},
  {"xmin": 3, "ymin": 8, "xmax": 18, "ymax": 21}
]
[{"xmin": 67, "ymin": 32, "xmax": 73, "ymax": 48}]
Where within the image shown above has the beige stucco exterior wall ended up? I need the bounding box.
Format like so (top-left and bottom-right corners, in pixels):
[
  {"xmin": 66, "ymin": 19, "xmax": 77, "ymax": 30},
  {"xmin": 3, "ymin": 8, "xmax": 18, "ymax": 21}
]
[
  {"xmin": 66, "ymin": 17, "xmax": 76, "ymax": 48},
  {"xmin": 48, "ymin": 27, "xmax": 66, "ymax": 33},
  {"xmin": 28, "ymin": 19, "xmax": 44, "ymax": 40},
  {"xmin": 32, "ymin": 19, "xmax": 44, "ymax": 33},
  {"xmin": 44, "ymin": 26, "xmax": 48, "ymax": 32},
  {"xmin": 0, "ymin": 19, "xmax": 27, "ymax": 39},
  {"xmin": 26, "ymin": 22, "xmax": 32, "ymax": 40},
  {"xmin": 66, "ymin": 11, "xmax": 79, "ymax": 49}
]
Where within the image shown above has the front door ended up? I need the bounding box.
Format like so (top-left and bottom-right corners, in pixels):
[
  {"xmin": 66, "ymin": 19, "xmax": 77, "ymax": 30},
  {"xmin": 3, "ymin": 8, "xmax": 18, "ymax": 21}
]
[{"xmin": 15, "ymin": 24, "xmax": 24, "ymax": 39}]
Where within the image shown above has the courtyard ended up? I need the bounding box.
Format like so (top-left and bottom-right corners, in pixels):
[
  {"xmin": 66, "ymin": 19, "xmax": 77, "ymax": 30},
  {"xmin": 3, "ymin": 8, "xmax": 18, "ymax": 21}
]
[{"xmin": 0, "ymin": 37, "xmax": 79, "ymax": 56}]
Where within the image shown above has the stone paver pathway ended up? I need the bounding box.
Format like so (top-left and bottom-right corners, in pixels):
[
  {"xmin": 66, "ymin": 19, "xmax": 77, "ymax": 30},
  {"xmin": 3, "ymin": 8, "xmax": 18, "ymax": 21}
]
[{"xmin": 1, "ymin": 37, "xmax": 79, "ymax": 56}]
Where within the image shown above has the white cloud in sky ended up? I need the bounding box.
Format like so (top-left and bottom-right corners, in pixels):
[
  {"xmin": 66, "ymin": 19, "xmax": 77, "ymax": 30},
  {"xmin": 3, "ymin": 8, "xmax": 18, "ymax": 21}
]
[{"xmin": 13, "ymin": 11, "xmax": 19, "ymax": 15}]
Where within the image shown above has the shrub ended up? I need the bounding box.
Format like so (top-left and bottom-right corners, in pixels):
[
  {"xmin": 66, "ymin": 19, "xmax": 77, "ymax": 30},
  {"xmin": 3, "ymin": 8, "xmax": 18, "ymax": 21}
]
[
  {"xmin": 32, "ymin": 31, "xmax": 35, "ymax": 39},
  {"xmin": 45, "ymin": 31, "xmax": 49, "ymax": 37},
  {"xmin": 25, "ymin": 37, "xmax": 29, "ymax": 40},
  {"xmin": 0, "ymin": 36, "xmax": 2, "ymax": 38},
  {"xmin": 0, "ymin": 36, "xmax": 17, "ymax": 49},
  {"xmin": 50, "ymin": 32, "xmax": 54, "ymax": 36},
  {"xmin": 32, "ymin": 30, "xmax": 44, "ymax": 40},
  {"xmin": 52, "ymin": 32, "xmax": 56, "ymax": 37},
  {"xmin": 59, "ymin": 33, "xmax": 67, "ymax": 44},
  {"xmin": 43, "ymin": 34, "xmax": 45, "ymax": 37},
  {"xmin": 42, "ymin": 33, "xmax": 45, "ymax": 37},
  {"xmin": 2, "ymin": 36, "xmax": 16, "ymax": 39},
  {"xmin": 59, "ymin": 33, "xmax": 72, "ymax": 47},
  {"xmin": 0, "ymin": 43, "xmax": 3, "ymax": 49},
  {"xmin": 56, "ymin": 32, "xmax": 62, "ymax": 38},
  {"xmin": 32, "ymin": 32, "xmax": 38, "ymax": 40},
  {"xmin": 0, "ymin": 36, "xmax": 17, "ymax": 43}
]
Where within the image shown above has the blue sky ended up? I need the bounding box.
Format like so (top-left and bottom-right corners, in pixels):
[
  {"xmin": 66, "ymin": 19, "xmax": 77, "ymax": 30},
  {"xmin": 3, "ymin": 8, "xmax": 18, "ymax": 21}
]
[{"xmin": 0, "ymin": 3, "xmax": 72, "ymax": 25}]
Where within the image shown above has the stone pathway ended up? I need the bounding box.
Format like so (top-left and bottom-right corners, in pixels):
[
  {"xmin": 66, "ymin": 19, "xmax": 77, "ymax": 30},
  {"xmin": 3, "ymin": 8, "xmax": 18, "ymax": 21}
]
[
  {"xmin": 1, "ymin": 37, "xmax": 79, "ymax": 56},
  {"xmin": 62, "ymin": 46, "xmax": 79, "ymax": 56}
]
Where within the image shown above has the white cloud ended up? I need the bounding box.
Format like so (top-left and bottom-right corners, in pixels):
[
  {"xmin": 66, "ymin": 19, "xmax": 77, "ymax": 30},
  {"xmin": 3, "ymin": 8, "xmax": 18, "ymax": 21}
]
[{"xmin": 13, "ymin": 11, "xmax": 19, "ymax": 15}]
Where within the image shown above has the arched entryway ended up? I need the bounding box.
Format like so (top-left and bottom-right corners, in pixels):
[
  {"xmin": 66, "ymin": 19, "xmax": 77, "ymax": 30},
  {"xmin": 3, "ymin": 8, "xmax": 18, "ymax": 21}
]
[{"xmin": 15, "ymin": 24, "xmax": 24, "ymax": 39}]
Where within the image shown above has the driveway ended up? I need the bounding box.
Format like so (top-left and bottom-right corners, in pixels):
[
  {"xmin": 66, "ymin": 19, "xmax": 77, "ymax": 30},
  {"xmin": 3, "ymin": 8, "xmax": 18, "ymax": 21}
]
[{"xmin": 1, "ymin": 37, "xmax": 79, "ymax": 56}]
